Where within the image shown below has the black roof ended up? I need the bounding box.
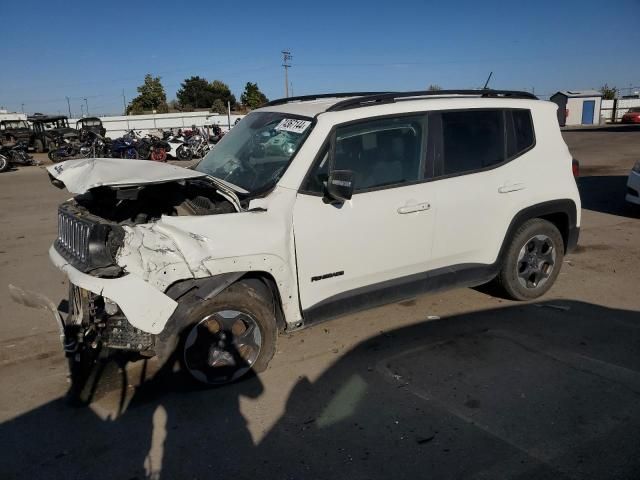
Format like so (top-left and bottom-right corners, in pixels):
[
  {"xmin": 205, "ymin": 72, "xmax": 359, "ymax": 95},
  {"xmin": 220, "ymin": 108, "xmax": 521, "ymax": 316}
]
[
  {"xmin": 264, "ymin": 89, "xmax": 538, "ymax": 112},
  {"xmin": 27, "ymin": 114, "xmax": 68, "ymax": 122}
]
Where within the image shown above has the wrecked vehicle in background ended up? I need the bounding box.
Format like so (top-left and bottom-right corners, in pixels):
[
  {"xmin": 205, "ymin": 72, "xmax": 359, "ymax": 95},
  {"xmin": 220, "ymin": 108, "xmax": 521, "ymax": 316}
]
[
  {"xmin": 0, "ymin": 119, "xmax": 34, "ymax": 147},
  {"xmin": 16, "ymin": 90, "xmax": 580, "ymax": 400},
  {"xmin": 76, "ymin": 117, "xmax": 107, "ymax": 142},
  {"xmin": 28, "ymin": 114, "xmax": 79, "ymax": 152}
]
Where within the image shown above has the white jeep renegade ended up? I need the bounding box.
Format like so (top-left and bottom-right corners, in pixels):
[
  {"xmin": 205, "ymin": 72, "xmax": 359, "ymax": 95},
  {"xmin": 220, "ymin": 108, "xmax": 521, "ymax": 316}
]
[{"xmin": 44, "ymin": 90, "xmax": 580, "ymax": 388}]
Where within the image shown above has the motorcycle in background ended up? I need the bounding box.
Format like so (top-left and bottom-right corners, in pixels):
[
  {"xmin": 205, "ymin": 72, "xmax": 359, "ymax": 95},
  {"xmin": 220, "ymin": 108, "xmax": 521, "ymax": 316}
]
[
  {"xmin": 79, "ymin": 132, "xmax": 111, "ymax": 158},
  {"xmin": 47, "ymin": 134, "xmax": 80, "ymax": 163},
  {"xmin": 110, "ymin": 131, "xmax": 139, "ymax": 159},
  {"xmin": 0, "ymin": 142, "xmax": 39, "ymax": 172}
]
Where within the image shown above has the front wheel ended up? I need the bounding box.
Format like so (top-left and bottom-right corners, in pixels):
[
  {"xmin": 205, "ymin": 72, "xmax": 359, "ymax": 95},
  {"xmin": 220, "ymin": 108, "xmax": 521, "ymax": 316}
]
[
  {"xmin": 48, "ymin": 150, "xmax": 61, "ymax": 163},
  {"xmin": 150, "ymin": 147, "xmax": 167, "ymax": 162},
  {"xmin": 168, "ymin": 280, "xmax": 277, "ymax": 385},
  {"xmin": 494, "ymin": 219, "xmax": 564, "ymax": 300},
  {"xmin": 176, "ymin": 145, "xmax": 193, "ymax": 161},
  {"xmin": 120, "ymin": 147, "xmax": 139, "ymax": 160},
  {"xmin": 0, "ymin": 154, "xmax": 9, "ymax": 172}
]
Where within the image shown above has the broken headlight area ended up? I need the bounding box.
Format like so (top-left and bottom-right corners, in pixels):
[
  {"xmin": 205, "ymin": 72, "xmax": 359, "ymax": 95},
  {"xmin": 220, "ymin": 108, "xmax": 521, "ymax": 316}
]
[
  {"xmin": 55, "ymin": 179, "xmax": 238, "ymax": 277},
  {"xmin": 64, "ymin": 284, "xmax": 155, "ymax": 357},
  {"xmin": 56, "ymin": 202, "xmax": 125, "ymax": 276}
]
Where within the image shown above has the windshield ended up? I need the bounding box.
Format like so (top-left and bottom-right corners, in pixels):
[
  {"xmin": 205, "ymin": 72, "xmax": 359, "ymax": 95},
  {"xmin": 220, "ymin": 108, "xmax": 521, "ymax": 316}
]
[
  {"xmin": 2, "ymin": 121, "xmax": 29, "ymax": 129},
  {"xmin": 195, "ymin": 112, "xmax": 313, "ymax": 194},
  {"xmin": 43, "ymin": 119, "xmax": 68, "ymax": 130}
]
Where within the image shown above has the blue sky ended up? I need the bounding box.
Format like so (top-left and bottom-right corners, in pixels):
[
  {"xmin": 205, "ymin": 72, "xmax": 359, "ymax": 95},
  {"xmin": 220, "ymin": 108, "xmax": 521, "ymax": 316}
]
[{"xmin": 1, "ymin": 0, "xmax": 639, "ymax": 116}]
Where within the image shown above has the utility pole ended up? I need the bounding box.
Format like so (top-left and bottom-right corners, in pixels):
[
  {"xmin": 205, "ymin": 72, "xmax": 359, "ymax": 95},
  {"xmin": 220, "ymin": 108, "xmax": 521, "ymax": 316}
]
[
  {"xmin": 122, "ymin": 89, "xmax": 127, "ymax": 115},
  {"xmin": 81, "ymin": 104, "xmax": 85, "ymax": 117},
  {"xmin": 20, "ymin": 103, "xmax": 24, "ymax": 113},
  {"xmin": 84, "ymin": 98, "xmax": 89, "ymax": 116},
  {"xmin": 282, "ymin": 50, "xmax": 292, "ymax": 97},
  {"xmin": 65, "ymin": 96, "xmax": 72, "ymax": 118}
]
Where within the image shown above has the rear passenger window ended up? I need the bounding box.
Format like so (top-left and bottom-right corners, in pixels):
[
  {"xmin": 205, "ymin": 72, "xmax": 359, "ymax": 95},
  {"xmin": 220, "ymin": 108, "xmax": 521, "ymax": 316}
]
[
  {"xmin": 333, "ymin": 115, "xmax": 425, "ymax": 192},
  {"xmin": 441, "ymin": 110, "xmax": 505, "ymax": 175}
]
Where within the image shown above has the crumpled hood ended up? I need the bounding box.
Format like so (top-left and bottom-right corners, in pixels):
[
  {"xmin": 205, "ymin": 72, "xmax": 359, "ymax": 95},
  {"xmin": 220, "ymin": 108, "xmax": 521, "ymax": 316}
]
[{"xmin": 47, "ymin": 157, "xmax": 207, "ymax": 194}]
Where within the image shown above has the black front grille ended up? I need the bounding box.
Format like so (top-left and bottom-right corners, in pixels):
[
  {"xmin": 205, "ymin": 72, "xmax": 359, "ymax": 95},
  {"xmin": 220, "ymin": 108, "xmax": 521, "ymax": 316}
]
[{"xmin": 57, "ymin": 209, "xmax": 92, "ymax": 263}]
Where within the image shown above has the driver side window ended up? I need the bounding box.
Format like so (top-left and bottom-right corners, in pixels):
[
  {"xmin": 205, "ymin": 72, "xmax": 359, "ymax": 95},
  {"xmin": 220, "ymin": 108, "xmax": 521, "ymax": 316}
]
[{"xmin": 302, "ymin": 115, "xmax": 426, "ymax": 195}]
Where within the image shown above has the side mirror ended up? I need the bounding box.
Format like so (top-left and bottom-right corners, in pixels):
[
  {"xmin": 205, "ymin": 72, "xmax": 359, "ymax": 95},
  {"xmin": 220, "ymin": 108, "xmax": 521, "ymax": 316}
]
[{"xmin": 326, "ymin": 170, "xmax": 355, "ymax": 202}]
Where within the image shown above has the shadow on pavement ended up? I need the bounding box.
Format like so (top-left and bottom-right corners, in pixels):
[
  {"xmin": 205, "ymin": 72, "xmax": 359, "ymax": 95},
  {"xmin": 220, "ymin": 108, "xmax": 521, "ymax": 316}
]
[
  {"xmin": 1, "ymin": 300, "xmax": 640, "ymax": 479},
  {"xmin": 578, "ymin": 175, "xmax": 639, "ymax": 218}
]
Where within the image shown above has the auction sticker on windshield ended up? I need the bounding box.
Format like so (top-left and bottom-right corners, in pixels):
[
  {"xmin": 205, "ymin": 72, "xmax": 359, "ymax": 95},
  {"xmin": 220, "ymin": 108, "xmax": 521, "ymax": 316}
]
[{"xmin": 275, "ymin": 118, "xmax": 312, "ymax": 134}]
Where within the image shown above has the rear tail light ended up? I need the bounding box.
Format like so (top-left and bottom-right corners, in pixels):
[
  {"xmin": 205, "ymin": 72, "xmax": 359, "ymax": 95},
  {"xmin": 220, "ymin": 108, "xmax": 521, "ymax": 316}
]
[{"xmin": 572, "ymin": 158, "xmax": 579, "ymax": 178}]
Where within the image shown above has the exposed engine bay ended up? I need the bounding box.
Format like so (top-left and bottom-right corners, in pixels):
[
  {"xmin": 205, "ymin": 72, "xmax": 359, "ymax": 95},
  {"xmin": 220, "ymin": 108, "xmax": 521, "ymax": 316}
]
[{"xmin": 72, "ymin": 178, "xmax": 238, "ymax": 225}]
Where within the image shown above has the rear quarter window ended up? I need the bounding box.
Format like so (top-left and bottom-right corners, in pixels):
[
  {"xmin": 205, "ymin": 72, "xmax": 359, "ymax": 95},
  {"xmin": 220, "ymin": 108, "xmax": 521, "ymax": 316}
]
[{"xmin": 510, "ymin": 109, "xmax": 535, "ymax": 155}]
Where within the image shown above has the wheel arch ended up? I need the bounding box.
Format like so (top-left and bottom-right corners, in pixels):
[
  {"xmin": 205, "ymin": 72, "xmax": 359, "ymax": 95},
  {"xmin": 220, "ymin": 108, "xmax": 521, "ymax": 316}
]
[
  {"xmin": 157, "ymin": 270, "xmax": 289, "ymax": 361},
  {"xmin": 498, "ymin": 199, "xmax": 579, "ymax": 265}
]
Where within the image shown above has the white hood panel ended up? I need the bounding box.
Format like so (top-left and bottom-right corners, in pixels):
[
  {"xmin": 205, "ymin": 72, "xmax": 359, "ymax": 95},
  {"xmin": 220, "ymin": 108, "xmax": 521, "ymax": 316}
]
[{"xmin": 47, "ymin": 157, "xmax": 206, "ymax": 194}]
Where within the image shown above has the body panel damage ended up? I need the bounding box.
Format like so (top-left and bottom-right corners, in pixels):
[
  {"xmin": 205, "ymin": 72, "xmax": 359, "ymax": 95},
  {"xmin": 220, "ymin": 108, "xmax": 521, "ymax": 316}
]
[
  {"xmin": 46, "ymin": 157, "xmax": 207, "ymax": 194},
  {"xmin": 49, "ymin": 185, "xmax": 302, "ymax": 334},
  {"xmin": 50, "ymin": 246, "xmax": 177, "ymax": 334}
]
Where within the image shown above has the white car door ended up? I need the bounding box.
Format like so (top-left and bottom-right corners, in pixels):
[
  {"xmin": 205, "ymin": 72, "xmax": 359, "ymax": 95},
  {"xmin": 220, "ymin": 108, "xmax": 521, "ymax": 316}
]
[
  {"xmin": 427, "ymin": 109, "xmax": 536, "ymax": 270},
  {"xmin": 293, "ymin": 114, "xmax": 436, "ymax": 320}
]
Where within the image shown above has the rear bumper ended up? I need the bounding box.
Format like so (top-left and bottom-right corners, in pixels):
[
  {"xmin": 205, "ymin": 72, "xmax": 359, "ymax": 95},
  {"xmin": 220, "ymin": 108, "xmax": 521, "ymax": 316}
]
[{"xmin": 49, "ymin": 245, "xmax": 177, "ymax": 334}]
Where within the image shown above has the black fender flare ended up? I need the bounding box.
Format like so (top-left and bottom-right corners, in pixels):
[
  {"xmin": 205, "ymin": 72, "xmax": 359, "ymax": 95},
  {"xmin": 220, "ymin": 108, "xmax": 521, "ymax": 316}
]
[{"xmin": 496, "ymin": 199, "xmax": 579, "ymax": 267}]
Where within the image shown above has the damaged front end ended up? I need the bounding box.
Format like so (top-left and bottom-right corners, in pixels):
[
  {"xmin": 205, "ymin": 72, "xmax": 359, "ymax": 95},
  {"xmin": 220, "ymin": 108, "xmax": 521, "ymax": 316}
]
[{"xmin": 39, "ymin": 159, "xmax": 248, "ymax": 388}]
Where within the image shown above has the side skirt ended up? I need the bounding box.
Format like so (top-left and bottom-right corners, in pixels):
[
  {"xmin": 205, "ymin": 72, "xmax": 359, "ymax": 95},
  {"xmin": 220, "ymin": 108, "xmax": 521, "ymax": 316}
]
[{"xmin": 300, "ymin": 263, "xmax": 498, "ymax": 329}]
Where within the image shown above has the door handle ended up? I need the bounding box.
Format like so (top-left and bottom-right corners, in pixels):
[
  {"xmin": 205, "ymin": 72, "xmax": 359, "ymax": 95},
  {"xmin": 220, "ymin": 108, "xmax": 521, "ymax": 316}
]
[
  {"xmin": 498, "ymin": 183, "xmax": 526, "ymax": 193},
  {"xmin": 397, "ymin": 202, "xmax": 431, "ymax": 214}
]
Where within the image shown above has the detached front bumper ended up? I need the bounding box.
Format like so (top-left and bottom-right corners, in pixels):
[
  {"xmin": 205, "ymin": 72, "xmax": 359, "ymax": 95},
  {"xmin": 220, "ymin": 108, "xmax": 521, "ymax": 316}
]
[
  {"xmin": 626, "ymin": 170, "xmax": 640, "ymax": 206},
  {"xmin": 49, "ymin": 245, "xmax": 177, "ymax": 334}
]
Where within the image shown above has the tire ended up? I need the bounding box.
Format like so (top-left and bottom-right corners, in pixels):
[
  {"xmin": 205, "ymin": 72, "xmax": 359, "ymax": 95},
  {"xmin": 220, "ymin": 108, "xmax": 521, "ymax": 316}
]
[
  {"xmin": 163, "ymin": 279, "xmax": 277, "ymax": 386},
  {"xmin": 0, "ymin": 154, "xmax": 9, "ymax": 172},
  {"xmin": 48, "ymin": 150, "xmax": 60, "ymax": 163},
  {"xmin": 494, "ymin": 218, "xmax": 564, "ymax": 300},
  {"xmin": 150, "ymin": 147, "xmax": 167, "ymax": 162},
  {"xmin": 120, "ymin": 148, "xmax": 139, "ymax": 160},
  {"xmin": 176, "ymin": 145, "xmax": 193, "ymax": 161},
  {"xmin": 34, "ymin": 139, "xmax": 44, "ymax": 153}
]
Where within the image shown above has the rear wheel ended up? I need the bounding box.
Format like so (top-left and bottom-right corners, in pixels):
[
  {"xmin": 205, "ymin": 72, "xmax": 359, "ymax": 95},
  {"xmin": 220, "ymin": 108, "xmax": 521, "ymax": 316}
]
[{"xmin": 495, "ymin": 219, "xmax": 564, "ymax": 300}]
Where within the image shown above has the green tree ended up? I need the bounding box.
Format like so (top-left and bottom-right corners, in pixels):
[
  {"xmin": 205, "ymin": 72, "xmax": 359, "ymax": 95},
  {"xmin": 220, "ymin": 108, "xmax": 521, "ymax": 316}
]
[
  {"xmin": 599, "ymin": 83, "xmax": 617, "ymax": 100},
  {"xmin": 241, "ymin": 82, "xmax": 269, "ymax": 109},
  {"xmin": 176, "ymin": 76, "xmax": 214, "ymax": 109},
  {"xmin": 209, "ymin": 80, "xmax": 237, "ymax": 109},
  {"xmin": 211, "ymin": 99, "xmax": 227, "ymax": 114},
  {"xmin": 127, "ymin": 74, "xmax": 169, "ymax": 114}
]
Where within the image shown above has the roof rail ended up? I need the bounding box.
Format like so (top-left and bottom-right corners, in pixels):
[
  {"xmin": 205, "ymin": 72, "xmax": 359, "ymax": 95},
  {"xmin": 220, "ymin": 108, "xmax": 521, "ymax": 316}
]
[
  {"xmin": 263, "ymin": 92, "xmax": 392, "ymax": 108},
  {"xmin": 326, "ymin": 89, "xmax": 538, "ymax": 112}
]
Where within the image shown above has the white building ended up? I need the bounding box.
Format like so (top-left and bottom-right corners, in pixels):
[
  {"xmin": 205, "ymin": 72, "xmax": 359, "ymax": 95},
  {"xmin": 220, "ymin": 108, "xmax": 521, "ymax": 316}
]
[
  {"xmin": 550, "ymin": 90, "xmax": 603, "ymax": 127},
  {"xmin": 0, "ymin": 110, "xmax": 27, "ymax": 122}
]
